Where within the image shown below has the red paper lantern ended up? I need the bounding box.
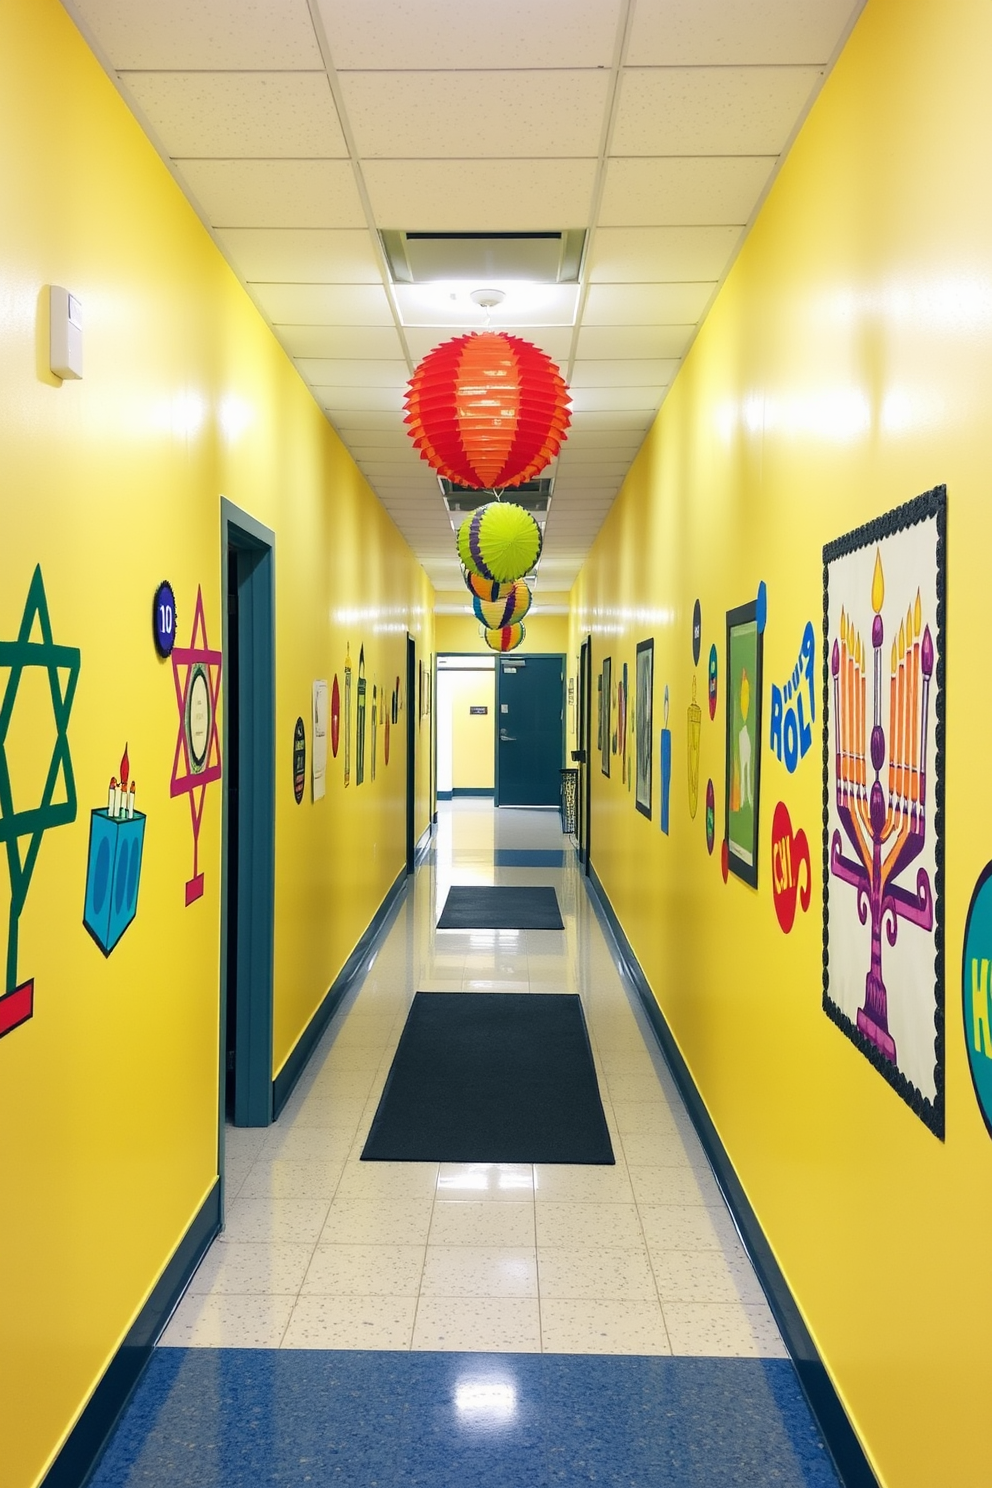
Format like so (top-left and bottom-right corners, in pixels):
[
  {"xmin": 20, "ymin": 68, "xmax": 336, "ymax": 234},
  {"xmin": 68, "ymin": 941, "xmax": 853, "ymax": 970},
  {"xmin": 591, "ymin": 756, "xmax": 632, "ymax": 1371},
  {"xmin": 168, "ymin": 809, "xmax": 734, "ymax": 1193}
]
[{"xmin": 404, "ymin": 332, "xmax": 570, "ymax": 490}]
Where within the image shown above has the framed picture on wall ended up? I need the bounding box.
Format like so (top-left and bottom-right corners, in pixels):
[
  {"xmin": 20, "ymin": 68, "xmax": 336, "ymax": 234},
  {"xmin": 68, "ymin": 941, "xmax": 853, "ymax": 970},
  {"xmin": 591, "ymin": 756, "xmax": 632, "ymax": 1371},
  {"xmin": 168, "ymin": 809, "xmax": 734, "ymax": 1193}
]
[
  {"xmin": 724, "ymin": 600, "xmax": 763, "ymax": 887},
  {"xmin": 822, "ymin": 485, "xmax": 946, "ymax": 1138},
  {"xmin": 601, "ymin": 657, "xmax": 611, "ymax": 777},
  {"xmin": 597, "ymin": 673, "xmax": 603, "ymax": 753},
  {"xmin": 635, "ymin": 639, "xmax": 653, "ymax": 819}
]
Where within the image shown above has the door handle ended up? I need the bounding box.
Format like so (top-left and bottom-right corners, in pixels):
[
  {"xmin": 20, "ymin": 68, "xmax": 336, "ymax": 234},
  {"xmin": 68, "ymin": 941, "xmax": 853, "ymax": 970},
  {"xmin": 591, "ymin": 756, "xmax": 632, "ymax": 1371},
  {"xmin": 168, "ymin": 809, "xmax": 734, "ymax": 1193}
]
[{"xmin": 499, "ymin": 730, "xmax": 516, "ymax": 742}]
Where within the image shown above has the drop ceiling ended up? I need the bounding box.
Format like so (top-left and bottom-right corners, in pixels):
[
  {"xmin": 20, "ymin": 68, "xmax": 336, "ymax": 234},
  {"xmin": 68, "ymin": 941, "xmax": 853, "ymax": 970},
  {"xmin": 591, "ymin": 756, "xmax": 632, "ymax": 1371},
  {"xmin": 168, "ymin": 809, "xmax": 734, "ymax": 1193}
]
[{"xmin": 64, "ymin": 0, "xmax": 864, "ymax": 594}]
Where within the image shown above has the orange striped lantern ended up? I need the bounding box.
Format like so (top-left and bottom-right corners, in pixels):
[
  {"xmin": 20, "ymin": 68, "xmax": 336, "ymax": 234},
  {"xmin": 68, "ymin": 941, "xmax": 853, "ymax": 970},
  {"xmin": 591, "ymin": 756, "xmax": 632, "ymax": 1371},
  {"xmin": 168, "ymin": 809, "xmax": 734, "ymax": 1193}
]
[
  {"xmin": 483, "ymin": 622, "xmax": 526, "ymax": 653},
  {"xmin": 404, "ymin": 332, "xmax": 570, "ymax": 490},
  {"xmin": 473, "ymin": 581, "xmax": 531, "ymax": 629}
]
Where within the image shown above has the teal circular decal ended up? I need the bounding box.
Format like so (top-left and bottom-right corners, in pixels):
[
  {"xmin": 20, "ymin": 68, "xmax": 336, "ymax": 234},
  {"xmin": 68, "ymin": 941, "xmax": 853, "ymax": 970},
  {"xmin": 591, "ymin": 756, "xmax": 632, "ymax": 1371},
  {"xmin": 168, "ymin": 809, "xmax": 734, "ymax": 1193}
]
[{"xmin": 963, "ymin": 862, "xmax": 992, "ymax": 1138}]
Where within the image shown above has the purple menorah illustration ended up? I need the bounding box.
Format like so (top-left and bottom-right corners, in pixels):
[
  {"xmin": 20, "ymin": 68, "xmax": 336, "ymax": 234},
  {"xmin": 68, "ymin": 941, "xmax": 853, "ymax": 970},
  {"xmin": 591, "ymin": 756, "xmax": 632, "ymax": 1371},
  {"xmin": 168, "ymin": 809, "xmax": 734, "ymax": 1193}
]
[{"xmin": 830, "ymin": 549, "xmax": 934, "ymax": 1064}]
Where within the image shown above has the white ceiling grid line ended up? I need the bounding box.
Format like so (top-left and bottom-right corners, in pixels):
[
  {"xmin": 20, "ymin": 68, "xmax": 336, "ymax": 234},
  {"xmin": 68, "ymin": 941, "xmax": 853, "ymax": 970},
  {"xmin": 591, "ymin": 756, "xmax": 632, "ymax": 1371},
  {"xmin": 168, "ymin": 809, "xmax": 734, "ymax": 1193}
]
[{"xmin": 61, "ymin": 0, "xmax": 867, "ymax": 591}]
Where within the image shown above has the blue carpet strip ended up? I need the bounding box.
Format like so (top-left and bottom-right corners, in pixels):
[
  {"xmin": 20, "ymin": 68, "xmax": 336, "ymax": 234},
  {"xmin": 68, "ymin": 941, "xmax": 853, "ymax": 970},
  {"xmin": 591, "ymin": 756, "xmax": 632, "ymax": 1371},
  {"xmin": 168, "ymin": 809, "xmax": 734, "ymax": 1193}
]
[
  {"xmin": 91, "ymin": 1349, "xmax": 841, "ymax": 1487},
  {"xmin": 494, "ymin": 849, "xmax": 565, "ymax": 867}
]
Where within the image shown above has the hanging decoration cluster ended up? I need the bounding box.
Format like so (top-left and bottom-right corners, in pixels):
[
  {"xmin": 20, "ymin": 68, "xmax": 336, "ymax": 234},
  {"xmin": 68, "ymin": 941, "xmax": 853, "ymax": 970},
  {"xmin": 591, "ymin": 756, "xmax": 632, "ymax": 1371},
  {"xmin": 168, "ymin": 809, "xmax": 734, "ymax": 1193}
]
[{"xmin": 405, "ymin": 329, "xmax": 571, "ymax": 655}]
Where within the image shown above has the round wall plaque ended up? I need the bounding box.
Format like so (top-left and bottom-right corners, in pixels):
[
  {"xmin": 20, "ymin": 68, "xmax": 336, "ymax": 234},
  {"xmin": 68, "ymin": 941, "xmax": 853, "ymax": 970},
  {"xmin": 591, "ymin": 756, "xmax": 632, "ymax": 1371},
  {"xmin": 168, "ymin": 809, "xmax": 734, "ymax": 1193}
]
[
  {"xmin": 153, "ymin": 580, "xmax": 177, "ymax": 657},
  {"xmin": 293, "ymin": 717, "xmax": 306, "ymax": 804}
]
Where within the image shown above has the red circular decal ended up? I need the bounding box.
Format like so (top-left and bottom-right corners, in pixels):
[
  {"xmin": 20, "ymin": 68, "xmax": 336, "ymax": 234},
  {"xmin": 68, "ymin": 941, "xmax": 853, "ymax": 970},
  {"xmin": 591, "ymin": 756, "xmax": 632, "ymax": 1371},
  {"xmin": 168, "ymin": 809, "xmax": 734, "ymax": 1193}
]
[{"xmin": 770, "ymin": 801, "xmax": 812, "ymax": 933}]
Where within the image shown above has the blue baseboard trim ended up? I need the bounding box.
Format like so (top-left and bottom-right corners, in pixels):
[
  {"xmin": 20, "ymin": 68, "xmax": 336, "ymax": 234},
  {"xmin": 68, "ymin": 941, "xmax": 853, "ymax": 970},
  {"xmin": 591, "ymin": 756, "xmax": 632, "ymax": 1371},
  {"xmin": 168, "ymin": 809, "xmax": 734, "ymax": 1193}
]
[
  {"xmin": 272, "ymin": 866, "xmax": 409, "ymax": 1118},
  {"xmin": 414, "ymin": 823, "xmax": 433, "ymax": 866},
  {"xmin": 42, "ymin": 1179, "xmax": 221, "ymax": 1488},
  {"xmin": 585, "ymin": 863, "xmax": 878, "ymax": 1488}
]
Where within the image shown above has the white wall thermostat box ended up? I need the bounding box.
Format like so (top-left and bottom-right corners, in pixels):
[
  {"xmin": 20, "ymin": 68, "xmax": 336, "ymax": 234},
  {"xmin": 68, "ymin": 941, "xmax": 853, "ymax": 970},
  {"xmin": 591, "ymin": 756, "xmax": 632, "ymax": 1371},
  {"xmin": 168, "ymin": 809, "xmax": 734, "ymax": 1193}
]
[{"xmin": 50, "ymin": 285, "xmax": 82, "ymax": 379}]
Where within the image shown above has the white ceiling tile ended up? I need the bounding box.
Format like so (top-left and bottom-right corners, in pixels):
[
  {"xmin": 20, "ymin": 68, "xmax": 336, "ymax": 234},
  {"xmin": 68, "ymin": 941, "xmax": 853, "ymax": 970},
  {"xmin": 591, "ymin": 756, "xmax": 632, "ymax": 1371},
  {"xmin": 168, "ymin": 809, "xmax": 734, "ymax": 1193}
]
[
  {"xmin": 253, "ymin": 283, "xmax": 394, "ymax": 324},
  {"xmin": 334, "ymin": 426, "xmax": 416, "ymax": 448},
  {"xmin": 569, "ymin": 387, "xmax": 665, "ymax": 412},
  {"xmin": 589, "ymin": 227, "xmax": 742, "ymax": 283},
  {"xmin": 217, "ymin": 229, "xmax": 381, "ymax": 283},
  {"xmin": 317, "ymin": 0, "xmax": 622, "ymax": 68},
  {"xmin": 174, "ymin": 159, "xmax": 364, "ymax": 229},
  {"xmin": 74, "ymin": 0, "xmax": 322, "ymax": 68},
  {"xmin": 362, "ymin": 159, "xmax": 597, "ymax": 232},
  {"xmin": 120, "ymin": 73, "xmax": 347, "ymax": 158},
  {"xmin": 626, "ymin": 0, "xmax": 862, "ymax": 65},
  {"xmin": 296, "ymin": 358, "xmax": 408, "ymax": 387},
  {"xmin": 575, "ymin": 324, "xmax": 695, "ymax": 359},
  {"xmin": 570, "ymin": 359, "xmax": 680, "ymax": 388},
  {"xmin": 404, "ymin": 327, "xmax": 573, "ymax": 365},
  {"xmin": 339, "ymin": 71, "xmax": 611, "ymax": 159},
  {"xmin": 329, "ymin": 411, "xmax": 409, "ymax": 431},
  {"xmin": 317, "ymin": 386, "xmax": 406, "ymax": 411},
  {"xmin": 600, "ymin": 156, "xmax": 777, "ymax": 227},
  {"xmin": 583, "ymin": 282, "xmax": 715, "ymax": 324},
  {"xmin": 612, "ymin": 67, "xmax": 823, "ymax": 156},
  {"xmin": 274, "ymin": 324, "xmax": 405, "ymax": 358},
  {"xmin": 567, "ymin": 410, "xmax": 655, "ymax": 432},
  {"xmin": 396, "ymin": 284, "xmax": 579, "ymax": 329}
]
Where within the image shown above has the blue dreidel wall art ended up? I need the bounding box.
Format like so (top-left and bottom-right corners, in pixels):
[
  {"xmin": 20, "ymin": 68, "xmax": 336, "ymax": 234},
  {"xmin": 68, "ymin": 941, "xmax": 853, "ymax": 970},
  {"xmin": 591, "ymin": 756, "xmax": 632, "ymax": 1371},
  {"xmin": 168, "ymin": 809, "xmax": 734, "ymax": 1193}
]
[{"xmin": 83, "ymin": 745, "xmax": 146, "ymax": 956}]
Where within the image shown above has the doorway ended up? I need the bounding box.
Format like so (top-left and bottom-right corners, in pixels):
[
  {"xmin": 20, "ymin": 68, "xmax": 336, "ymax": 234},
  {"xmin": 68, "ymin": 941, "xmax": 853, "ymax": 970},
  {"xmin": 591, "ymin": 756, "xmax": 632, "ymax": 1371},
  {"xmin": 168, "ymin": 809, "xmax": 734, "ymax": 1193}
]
[
  {"xmin": 221, "ymin": 500, "xmax": 275, "ymax": 1130},
  {"xmin": 406, "ymin": 634, "xmax": 416, "ymax": 871},
  {"xmin": 578, "ymin": 636, "xmax": 592, "ymax": 867},
  {"xmin": 496, "ymin": 653, "xmax": 565, "ymax": 807},
  {"xmin": 435, "ymin": 654, "xmax": 495, "ymax": 800}
]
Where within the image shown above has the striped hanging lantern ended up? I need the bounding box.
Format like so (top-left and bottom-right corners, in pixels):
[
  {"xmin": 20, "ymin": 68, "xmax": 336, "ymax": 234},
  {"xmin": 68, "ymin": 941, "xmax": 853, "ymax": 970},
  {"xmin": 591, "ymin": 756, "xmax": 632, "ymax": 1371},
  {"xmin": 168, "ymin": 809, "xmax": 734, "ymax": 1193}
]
[
  {"xmin": 404, "ymin": 331, "xmax": 570, "ymax": 490},
  {"xmin": 483, "ymin": 622, "xmax": 526, "ymax": 653},
  {"xmin": 473, "ymin": 581, "xmax": 531, "ymax": 630},
  {"xmin": 464, "ymin": 570, "xmax": 509, "ymax": 602},
  {"xmin": 456, "ymin": 501, "xmax": 542, "ymax": 583}
]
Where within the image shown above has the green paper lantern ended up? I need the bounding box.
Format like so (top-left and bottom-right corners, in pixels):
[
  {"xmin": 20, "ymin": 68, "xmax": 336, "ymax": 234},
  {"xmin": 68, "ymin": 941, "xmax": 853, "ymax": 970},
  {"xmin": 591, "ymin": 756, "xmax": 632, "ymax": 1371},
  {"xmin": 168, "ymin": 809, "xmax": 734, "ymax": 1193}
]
[{"xmin": 457, "ymin": 502, "xmax": 542, "ymax": 583}]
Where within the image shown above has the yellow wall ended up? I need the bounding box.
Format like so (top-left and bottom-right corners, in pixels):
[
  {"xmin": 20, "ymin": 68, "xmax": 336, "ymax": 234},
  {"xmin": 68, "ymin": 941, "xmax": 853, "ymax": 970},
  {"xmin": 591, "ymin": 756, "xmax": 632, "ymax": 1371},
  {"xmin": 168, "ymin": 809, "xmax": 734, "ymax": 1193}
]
[
  {"xmin": 0, "ymin": 4, "xmax": 432, "ymax": 1485},
  {"xmin": 450, "ymin": 671, "xmax": 496, "ymax": 790},
  {"xmin": 435, "ymin": 595, "xmax": 569, "ymax": 656},
  {"xmin": 571, "ymin": 1, "xmax": 992, "ymax": 1484}
]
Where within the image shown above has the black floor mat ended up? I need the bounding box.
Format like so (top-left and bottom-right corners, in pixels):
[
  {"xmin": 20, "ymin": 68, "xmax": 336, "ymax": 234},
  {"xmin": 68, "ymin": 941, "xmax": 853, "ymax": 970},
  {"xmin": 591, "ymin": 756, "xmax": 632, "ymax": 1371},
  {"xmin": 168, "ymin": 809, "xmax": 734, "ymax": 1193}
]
[{"xmin": 436, "ymin": 884, "xmax": 564, "ymax": 930}]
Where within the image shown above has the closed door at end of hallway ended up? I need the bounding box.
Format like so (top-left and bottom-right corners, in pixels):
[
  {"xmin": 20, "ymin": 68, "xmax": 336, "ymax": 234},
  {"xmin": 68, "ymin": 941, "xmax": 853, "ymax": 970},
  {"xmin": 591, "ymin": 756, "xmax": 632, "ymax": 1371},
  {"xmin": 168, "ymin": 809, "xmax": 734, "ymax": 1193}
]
[{"xmin": 497, "ymin": 654, "xmax": 565, "ymax": 807}]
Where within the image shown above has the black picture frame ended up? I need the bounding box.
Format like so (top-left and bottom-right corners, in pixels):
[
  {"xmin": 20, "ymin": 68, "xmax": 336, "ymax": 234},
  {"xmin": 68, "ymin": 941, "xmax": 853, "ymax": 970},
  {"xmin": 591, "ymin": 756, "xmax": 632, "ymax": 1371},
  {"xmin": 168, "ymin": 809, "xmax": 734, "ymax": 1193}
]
[
  {"xmin": 601, "ymin": 657, "xmax": 611, "ymax": 777},
  {"xmin": 821, "ymin": 484, "xmax": 946, "ymax": 1139},
  {"xmin": 635, "ymin": 639, "xmax": 653, "ymax": 819},
  {"xmin": 724, "ymin": 600, "xmax": 763, "ymax": 888}
]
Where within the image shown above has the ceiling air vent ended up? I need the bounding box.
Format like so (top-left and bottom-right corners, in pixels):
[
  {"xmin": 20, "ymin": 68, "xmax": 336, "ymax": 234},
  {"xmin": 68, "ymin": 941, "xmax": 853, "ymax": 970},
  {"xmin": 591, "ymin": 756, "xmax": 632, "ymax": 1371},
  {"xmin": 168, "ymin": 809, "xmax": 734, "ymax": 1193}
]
[
  {"xmin": 441, "ymin": 477, "xmax": 553, "ymax": 515},
  {"xmin": 381, "ymin": 230, "xmax": 585, "ymax": 285}
]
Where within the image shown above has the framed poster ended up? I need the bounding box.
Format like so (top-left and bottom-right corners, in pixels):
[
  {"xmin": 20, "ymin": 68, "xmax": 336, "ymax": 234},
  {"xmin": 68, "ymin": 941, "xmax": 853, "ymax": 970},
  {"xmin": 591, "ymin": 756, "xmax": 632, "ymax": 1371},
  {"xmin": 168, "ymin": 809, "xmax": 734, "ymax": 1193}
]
[
  {"xmin": 822, "ymin": 485, "xmax": 946, "ymax": 1137},
  {"xmin": 725, "ymin": 600, "xmax": 763, "ymax": 887},
  {"xmin": 635, "ymin": 639, "xmax": 653, "ymax": 819},
  {"xmin": 601, "ymin": 657, "xmax": 611, "ymax": 777},
  {"xmin": 597, "ymin": 673, "xmax": 603, "ymax": 752}
]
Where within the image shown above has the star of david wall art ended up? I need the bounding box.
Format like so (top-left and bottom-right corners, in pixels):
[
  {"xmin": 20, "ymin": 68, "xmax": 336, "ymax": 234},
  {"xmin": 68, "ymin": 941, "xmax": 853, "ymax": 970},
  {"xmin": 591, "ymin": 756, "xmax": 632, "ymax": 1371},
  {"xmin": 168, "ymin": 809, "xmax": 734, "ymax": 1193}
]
[
  {"xmin": 0, "ymin": 566, "xmax": 80, "ymax": 1040},
  {"xmin": 170, "ymin": 586, "xmax": 222, "ymax": 906}
]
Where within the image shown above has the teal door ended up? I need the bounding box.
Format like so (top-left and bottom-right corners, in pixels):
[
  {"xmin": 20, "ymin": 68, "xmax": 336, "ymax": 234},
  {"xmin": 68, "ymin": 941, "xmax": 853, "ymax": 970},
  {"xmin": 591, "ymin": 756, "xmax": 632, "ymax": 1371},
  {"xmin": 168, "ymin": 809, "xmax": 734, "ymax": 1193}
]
[{"xmin": 496, "ymin": 654, "xmax": 565, "ymax": 806}]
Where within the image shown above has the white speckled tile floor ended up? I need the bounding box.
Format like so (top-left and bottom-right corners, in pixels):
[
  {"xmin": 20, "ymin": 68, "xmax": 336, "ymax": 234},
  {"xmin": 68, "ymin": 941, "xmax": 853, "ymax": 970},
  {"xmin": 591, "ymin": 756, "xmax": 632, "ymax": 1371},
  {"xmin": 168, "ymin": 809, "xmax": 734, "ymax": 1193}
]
[{"xmin": 162, "ymin": 800, "xmax": 785, "ymax": 1358}]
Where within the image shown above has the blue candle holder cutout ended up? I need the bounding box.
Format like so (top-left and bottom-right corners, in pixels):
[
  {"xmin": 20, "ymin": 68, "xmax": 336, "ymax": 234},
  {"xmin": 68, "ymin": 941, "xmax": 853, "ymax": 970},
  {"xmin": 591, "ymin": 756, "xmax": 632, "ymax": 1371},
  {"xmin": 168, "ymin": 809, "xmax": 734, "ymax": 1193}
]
[{"xmin": 83, "ymin": 745, "xmax": 146, "ymax": 956}]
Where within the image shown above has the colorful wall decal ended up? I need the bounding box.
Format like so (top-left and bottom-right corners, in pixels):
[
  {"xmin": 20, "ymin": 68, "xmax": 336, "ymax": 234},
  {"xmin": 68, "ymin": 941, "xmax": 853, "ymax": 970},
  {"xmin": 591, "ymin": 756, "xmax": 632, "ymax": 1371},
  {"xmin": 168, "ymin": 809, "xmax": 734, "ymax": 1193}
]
[
  {"xmin": 84, "ymin": 744, "xmax": 146, "ymax": 955},
  {"xmin": 660, "ymin": 686, "xmax": 672, "ymax": 835},
  {"xmin": 153, "ymin": 580, "xmax": 177, "ymax": 658},
  {"xmin": 601, "ymin": 658, "xmax": 611, "ymax": 777},
  {"xmin": 823, "ymin": 486, "xmax": 945, "ymax": 1136},
  {"xmin": 384, "ymin": 700, "xmax": 391, "ymax": 766},
  {"xmin": 293, "ymin": 717, "xmax": 305, "ymax": 804},
  {"xmin": 331, "ymin": 675, "xmax": 340, "ymax": 758},
  {"xmin": 371, "ymin": 682, "xmax": 378, "ymax": 781},
  {"xmin": 705, "ymin": 779, "xmax": 715, "ymax": 854},
  {"xmin": 311, "ymin": 680, "xmax": 328, "ymax": 802},
  {"xmin": 756, "ymin": 580, "xmax": 768, "ymax": 634},
  {"xmin": 963, "ymin": 862, "xmax": 992, "ymax": 1140},
  {"xmin": 170, "ymin": 585, "xmax": 221, "ymax": 906},
  {"xmin": 687, "ymin": 676, "xmax": 701, "ymax": 818},
  {"xmin": 392, "ymin": 679, "xmax": 400, "ymax": 725},
  {"xmin": 597, "ymin": 673, "xmax": 603, "ymax": 753},
  {"xmin": 0, "ymin": 566, "xmax": 79, "ymax": 1039},
  {"xmin": 725, "ymin": 599, "xmax": 763, "ymax": 888},
  {"xmin": 770, "ymin": 620, "xmax": 816, "ymax": 773},
  {"xmin": 708, "ymin": 643, "xmax": 718, "ymax": 720},
  {"xmin": 635, "ymin": 640, "xmax": 653, "ymax": 818},
  {"xmin": 356, "ymin": 646, "xmax": 367, "ymax": 785},
  {"xmin": 692, "ymin": 598, "xmax": 702, "ymax": 665},
  {"xmin": 770, "ymin": 801, "xmax": 811, "ymax": 934},
  {"xmin": 344, "ymin": 646, "xmax": 353, "ymax": 784}
]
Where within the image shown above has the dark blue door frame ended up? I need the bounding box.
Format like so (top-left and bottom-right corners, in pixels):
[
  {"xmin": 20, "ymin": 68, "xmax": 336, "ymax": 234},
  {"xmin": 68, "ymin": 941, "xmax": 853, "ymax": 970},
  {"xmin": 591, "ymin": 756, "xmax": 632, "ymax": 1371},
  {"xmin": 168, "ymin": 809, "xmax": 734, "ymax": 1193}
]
[
  {"xmin": 220, "ymin": 500, "xmax": 275, "ymax": 1138},
  {"xmin": 495, "ymin": 652, "xmax": 565, "ymax": 807},
  {"xmin": 406, "ymin": 634, "xmax": 416, "ymax": 872}
]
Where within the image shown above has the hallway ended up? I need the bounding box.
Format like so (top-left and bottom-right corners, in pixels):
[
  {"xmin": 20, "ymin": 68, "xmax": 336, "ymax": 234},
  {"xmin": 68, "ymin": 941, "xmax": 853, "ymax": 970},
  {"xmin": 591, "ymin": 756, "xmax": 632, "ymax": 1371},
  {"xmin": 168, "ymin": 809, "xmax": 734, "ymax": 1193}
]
[{"xmin": 90, "ymin": 802, "xmax": 838, "ymax": 1485}]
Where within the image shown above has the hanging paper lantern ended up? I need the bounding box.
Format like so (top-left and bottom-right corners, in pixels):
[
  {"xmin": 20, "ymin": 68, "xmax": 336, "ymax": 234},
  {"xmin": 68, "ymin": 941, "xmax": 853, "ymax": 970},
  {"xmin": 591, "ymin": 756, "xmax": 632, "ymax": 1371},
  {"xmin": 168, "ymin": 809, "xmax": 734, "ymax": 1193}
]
[
  {"xmin": 404, "ymin": 331, "xmax": 570, "ymax": 489},
  {"xmin": 483, "ymin": 622, "xmax": 526, "ymax": 653},
  {"xmin": 473, "ymin": 581, "xmax": 531, "ymax": 629},
  {"xmin": 457, "ymin": 502, "xmax": 542, "ymax": 583},
  {"xmin": 464, "ymin": 569, "xmax": 510, "ymax": 602}
]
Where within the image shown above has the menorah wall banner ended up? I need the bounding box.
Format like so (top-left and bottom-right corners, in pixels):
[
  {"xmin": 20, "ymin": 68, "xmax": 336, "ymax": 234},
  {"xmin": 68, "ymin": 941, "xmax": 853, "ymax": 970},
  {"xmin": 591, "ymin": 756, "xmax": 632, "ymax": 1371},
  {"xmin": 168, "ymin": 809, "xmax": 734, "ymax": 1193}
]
[{"xmin": 822, "ymin": 487, "xmax": 946, "ymax": 1138}]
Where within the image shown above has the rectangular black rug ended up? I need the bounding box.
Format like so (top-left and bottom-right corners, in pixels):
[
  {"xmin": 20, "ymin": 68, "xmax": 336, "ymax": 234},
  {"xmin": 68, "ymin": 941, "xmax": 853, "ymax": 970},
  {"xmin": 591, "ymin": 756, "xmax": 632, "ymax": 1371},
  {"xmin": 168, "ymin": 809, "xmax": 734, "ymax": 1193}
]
[
  {"xmin": 437, "ymin": 885, "xmax": 564, "ymax": 930},
  {"xmin": 362, "ymin": 992, "xmax": 614, "ymax": 1164}
]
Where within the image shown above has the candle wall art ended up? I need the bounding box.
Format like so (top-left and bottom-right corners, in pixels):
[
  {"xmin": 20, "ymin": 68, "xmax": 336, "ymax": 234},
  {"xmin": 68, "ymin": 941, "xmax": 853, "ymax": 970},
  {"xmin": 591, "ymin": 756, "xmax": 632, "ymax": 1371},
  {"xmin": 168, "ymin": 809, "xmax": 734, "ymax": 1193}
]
[
  {"xmin": 356, "ymin": 646, "xmax": 367, "ymax": 785},
  {"xmin": 311, "ymin": 680, "xmax": 328, "ymax": 801},
  {"xmin": 687, "ymin": 676, "xmax": 701, "ymax": 819},
  {"xmin": 822, "ymin": 486, "xmax": 946, "ymax": 1137},
  {"xmin": 635, "ymin": 639, "xmax": 653, "ymax": 819},
  {"xmin": 331, "ymin": 675, "xmax": 340, "ymax": 759},
  {"xmin": 725, "ymin": 598, "xmax": 764, "ymax": 887},
  {"xmin": 0, "ymin": 566, "xmax": 79, "ymax": 1039},
  {"xmin": 170, "ymin": 586, "xmax": 222, "ymax": 906},
  {"xmin": 601, "ymin": 657, "xmax": 611, "ymax": 777},
  {"xmin": 660, "ymin": 686, "xmax": 672, "ymax": 835},
  {"xmin": 83, "ymin": 744, "xmax": 146, "ymax": 955}
]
